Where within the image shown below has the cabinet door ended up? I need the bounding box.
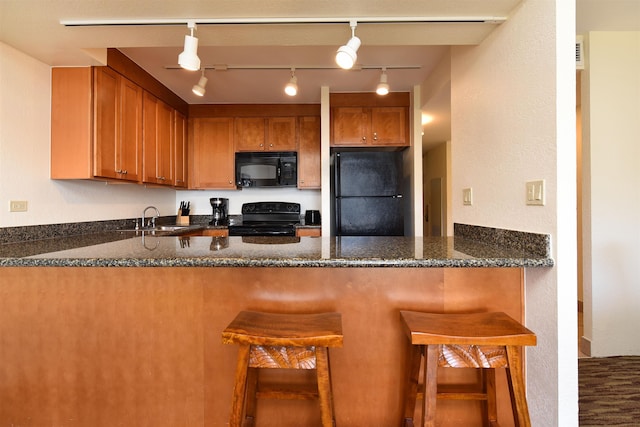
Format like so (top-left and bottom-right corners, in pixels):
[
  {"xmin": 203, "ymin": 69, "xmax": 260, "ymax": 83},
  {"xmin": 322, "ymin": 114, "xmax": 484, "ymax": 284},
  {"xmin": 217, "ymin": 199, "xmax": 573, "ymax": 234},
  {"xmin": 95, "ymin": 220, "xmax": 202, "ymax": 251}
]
[
  {"xmin": 174, "ymin": 111, "xmax": 187, "ymax": 188},
  {"xmin": 370, "ymin": 107, "xmax": 408, "ymax": 146},
  {"xmin": 156, "ymin": 100, "xmax": 174, "ymax": 184},
  {"xmin": 234, "ymin": 117, "xmax": 266, "ymax": 151},
  {"xmin": 191, "ymin": 117, "xmax": 235, "ymax": 189},
  {"xmin": 118, "ymin": 76, "xmax": 143, "ymax": 181},
  {"xmin": 297, "ymin": 116, "xmax": 321, "ymax": 189},
  {"xmin": 296, "ymin": 228, "xmax": 321, "ymax": 237},
  {"xmin": 267, "ymin": 117, "xmax": 296, "ymax": 151},
  {"xmin": 200, "ymin": 229, "xmax": 229, "ymax": 237},
  {"xmin": 330, "ymin": 107, "xmax": 370, "ymax": 146},
  {"xmin": 143, "ymin": 93, "xmax": 174, "ymax": 185},
  {"xmin": 93, "ymin": 67, "xmax": 119, "ymax": 179},
  {"xmin": 94, "ymin": 67, "xmax": 142, "ymax": 182}
]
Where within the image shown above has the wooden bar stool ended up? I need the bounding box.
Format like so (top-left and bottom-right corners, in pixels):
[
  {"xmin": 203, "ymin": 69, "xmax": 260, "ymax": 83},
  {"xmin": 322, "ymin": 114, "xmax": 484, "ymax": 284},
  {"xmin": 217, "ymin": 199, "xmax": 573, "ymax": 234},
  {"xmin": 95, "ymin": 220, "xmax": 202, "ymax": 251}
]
[
  {"xmin": 400, "ymin": 311, "xmax": 537, "ymax": 427},
  {"xmin": 222, "ymin": 310, "xmax": 343, "ymax": 427}
]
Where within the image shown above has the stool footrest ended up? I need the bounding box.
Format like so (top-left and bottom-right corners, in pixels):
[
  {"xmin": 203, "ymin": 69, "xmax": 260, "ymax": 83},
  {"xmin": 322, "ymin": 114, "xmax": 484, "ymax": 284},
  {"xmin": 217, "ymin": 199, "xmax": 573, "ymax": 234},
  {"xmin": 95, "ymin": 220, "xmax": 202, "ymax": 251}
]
[
  {"xmin": 438, "ymin": 391, "xmax": 489, "ymax": 401},
  {"xmin": 257, "ymin": 383, "xmax": 320, "ymax": 400}
]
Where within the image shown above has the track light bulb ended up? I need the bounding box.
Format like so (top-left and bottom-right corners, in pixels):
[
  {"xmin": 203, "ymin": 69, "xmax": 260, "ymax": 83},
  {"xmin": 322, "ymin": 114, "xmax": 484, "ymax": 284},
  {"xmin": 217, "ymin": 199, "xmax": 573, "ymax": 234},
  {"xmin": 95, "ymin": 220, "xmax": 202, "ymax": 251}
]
[
  {"xmin": 192, "ymin": 72, "xmax": 208, "ymax": 96},
  {"xmin": 376, "ymin": 69, "xmax": 389, "ymax": 96},
  {"xmin": 178, "ymin": 22, "xmax": 200, "ymax": 71},
  {"xmin": 336, "ymin": 36, "xmax": 361, "ymax": 70},
  {"xmin": 336, "ymin": 21, "xmax": 360, "ymax": 70},
  {"xmin": 284, "ymin": 70, "xmax": 298, "ymax": 96}
]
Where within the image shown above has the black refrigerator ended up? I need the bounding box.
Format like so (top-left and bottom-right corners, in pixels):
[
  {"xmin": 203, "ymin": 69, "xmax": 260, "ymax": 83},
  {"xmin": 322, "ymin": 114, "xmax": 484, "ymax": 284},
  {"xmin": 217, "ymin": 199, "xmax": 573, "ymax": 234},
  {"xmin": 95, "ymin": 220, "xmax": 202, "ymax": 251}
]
[{"xmin": 332, "ymin": 151, "xmax": 404, "ymax": 236}]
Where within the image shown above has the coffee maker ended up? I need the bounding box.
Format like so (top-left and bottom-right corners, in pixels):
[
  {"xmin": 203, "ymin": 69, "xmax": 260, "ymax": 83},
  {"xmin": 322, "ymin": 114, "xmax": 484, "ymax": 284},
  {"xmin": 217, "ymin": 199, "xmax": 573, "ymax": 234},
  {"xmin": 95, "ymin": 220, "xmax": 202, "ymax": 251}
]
[{"xmin": 210, "ymin": 198, "xmax": 229, "ymax": 226}]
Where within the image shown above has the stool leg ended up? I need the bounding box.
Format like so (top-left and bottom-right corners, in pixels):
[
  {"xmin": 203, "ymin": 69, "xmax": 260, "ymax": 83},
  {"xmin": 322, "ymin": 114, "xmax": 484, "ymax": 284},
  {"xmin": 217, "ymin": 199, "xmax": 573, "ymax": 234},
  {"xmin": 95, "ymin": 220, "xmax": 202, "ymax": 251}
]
[
  {"xmin": 244, "ymin": 367, "xmax": 259, "ymax": 423},
  {"xmin": 505, "ymin": 346, "xmax": 532, "ymax": 427},
  {"xmin": 230, "ymin": 343, "xmax": 251, "ymax": 427},
  {"xmin": 482, "ymin": 368, "xmax": 498, "ymax": 427},
  {"xmin": 402, "ymin": 344, "xmax": 423, "ymax": 427},
  {"xmin": 315, "ymin": 346, "xmax": 336, "ymax": 427},
  {"xmin": 422, "ymin": 345, "xmax": 439, "ymax": 427}
]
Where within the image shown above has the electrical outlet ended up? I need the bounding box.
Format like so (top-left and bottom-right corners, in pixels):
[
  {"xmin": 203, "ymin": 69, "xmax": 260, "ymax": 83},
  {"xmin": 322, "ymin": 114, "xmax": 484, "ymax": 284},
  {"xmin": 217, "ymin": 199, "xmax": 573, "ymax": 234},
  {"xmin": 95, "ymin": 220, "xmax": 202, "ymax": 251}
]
[
  {"xmin": 526, "ymin": 180, "xmax": 545, "ymax": 206},
  {"xmin": 462, "ymin": 188, "xmax": 473, "ymax": 206},
  {"xmin": 9, "ymin": 200, "xmax": 28, "ymax": 212}
]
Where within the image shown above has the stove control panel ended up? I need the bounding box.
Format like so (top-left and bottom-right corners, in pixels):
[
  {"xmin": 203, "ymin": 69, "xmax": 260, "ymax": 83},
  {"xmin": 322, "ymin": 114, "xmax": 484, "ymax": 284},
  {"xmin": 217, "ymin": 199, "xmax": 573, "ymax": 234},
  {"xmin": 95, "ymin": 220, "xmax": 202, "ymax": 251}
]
[{"xmin": 241, "ymin": 202, "xmax": 300, "ymax": 215}]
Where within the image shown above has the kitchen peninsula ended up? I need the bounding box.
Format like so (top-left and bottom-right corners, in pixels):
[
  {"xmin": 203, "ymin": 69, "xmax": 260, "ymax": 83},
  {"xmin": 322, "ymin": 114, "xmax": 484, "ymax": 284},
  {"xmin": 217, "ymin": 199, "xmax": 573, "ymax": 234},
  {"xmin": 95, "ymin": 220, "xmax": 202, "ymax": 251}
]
[{"xmin": 0, "ymin": 225, "xmax": 552, "ymax": 426}]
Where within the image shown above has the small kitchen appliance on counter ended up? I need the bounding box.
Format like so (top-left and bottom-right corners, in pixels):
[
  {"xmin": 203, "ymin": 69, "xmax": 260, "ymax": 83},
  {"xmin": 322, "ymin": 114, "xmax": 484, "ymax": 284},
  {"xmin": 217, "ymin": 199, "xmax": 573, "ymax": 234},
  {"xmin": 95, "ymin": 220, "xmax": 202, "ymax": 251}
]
[
  {"xmin": 305, "ymin": 210, "xmax": 321, "ymax": 225},
  {"xmin": 210, "ymin": 198, "xmax": 229, "ymax": 226},
  {"xmin": 228, "ymin": 202, "xmax": 301, "ymax": 236}
]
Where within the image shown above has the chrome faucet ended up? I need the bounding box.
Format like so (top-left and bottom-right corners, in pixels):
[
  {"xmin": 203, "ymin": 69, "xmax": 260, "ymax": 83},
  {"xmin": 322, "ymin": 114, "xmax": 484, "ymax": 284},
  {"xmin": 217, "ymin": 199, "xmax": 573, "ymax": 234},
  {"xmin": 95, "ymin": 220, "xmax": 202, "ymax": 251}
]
[{"xmin": 142, "ymin": 206, "xmax": 160, "ymax": 229}]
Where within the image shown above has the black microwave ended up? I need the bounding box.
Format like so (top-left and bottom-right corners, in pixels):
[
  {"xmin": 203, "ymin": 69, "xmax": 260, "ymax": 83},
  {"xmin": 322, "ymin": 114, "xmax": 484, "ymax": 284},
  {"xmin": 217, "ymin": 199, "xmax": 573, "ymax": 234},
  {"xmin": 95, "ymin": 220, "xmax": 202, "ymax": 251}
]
[{"xmin": 235, "ymin": 151, "xmax": 297, "ymax": 188}]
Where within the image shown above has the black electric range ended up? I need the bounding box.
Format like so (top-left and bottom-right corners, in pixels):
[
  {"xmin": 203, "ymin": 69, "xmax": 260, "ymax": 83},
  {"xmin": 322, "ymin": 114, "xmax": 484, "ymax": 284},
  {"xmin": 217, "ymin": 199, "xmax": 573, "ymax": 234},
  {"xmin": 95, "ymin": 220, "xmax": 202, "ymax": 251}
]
[{"xmin": 228, "ymin": 202, "xmax": 301, "ymax": 237}]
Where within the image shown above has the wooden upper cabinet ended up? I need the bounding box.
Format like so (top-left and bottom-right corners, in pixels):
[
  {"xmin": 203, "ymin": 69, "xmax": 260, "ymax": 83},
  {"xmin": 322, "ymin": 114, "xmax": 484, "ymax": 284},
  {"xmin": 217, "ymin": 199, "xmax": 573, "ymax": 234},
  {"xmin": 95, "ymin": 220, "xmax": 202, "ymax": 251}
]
[
  {"xmin": 52, "ymin": 66, "xmax": 143, "ymax": 182},
  {"xmin": 174, "ymin": 111, "xmax": 187, "ymax": 188},
  {"xmin": 234, "ymin": 117, "xmax": 265, "ymax": 151},
  {"xmin": 94, "ymin": 67, "xmax": 143, "ymax": 182},
  {"xmin": 331, "ymin": 106, "xmax": 408, "ymax": 147},
  {"xmin": 52, "ymin": 63, "xmax": 188, "ymax": 184},
  {"xmin": 298, "ymin": 116, "xmax": 321, "ymax": 189},
  {"xmin": 370, "ymin": 107, "xmax": 408, "ymax": 146},
  {"xmin": 190, "ymin": 117, "xmax": 236, "ymax": 189},
  {"xmin": 235, "ymin": 117, "xmax": 296, "ymax": 151},
  {"xmin": 267, "ymin": 117, "xmax": 297, "ymax": 151},
  {"xmin": 143, "ymin": 92, "xmax": 175, "ymax": 186}
]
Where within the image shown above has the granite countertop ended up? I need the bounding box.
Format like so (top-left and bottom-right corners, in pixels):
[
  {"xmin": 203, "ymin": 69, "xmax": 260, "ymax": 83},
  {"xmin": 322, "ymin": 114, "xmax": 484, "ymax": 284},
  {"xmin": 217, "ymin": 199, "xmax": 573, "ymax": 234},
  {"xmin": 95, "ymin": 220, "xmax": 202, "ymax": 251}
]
[{"xmin": 0, "ymin": 231, "xmax": 554, "ymax": 268}]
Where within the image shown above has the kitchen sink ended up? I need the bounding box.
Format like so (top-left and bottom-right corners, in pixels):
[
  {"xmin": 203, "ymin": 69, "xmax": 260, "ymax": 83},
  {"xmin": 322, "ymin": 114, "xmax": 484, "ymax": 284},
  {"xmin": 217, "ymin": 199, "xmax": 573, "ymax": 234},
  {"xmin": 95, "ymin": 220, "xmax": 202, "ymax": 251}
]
[
  {"xmin": 116, "ymin": 225, "xmax": 193, "ymax": 233},
  {"xmin": 155, "ymin": 225, "xmax": 190, "ymax": 232}
]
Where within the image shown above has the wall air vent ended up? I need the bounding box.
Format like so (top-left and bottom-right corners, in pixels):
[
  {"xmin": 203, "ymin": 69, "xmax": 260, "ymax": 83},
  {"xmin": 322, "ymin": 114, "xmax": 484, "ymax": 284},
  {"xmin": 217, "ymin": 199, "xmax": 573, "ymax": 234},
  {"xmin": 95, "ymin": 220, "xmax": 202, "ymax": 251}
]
[{"xmin": 576, "ymin": 35, "xmax": 584, "ymax": 70}]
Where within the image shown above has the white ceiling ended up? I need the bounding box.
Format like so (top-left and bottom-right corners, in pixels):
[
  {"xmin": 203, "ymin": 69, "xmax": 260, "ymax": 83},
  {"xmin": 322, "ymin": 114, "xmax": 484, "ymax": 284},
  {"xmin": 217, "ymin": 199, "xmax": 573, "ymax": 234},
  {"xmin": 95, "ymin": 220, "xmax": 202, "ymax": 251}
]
[{"xmin": 0, "ymin": 0, "xmax": 522, "ymax": 149}]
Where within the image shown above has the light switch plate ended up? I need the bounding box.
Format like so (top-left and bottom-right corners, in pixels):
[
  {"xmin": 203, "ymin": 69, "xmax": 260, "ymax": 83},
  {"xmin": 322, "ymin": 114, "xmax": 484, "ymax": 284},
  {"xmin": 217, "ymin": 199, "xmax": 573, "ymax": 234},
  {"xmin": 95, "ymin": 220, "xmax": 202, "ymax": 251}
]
[
  {"xmin": 9, "ymin": 200, "xmax": 28, "ymax": 212},
  {"xmin": 526, "ymin": 180, "xmax": 545, "ymax": 206},
  {"xmin": 462, "ymin": 188, "xmax": 473, "ymax": 206}
]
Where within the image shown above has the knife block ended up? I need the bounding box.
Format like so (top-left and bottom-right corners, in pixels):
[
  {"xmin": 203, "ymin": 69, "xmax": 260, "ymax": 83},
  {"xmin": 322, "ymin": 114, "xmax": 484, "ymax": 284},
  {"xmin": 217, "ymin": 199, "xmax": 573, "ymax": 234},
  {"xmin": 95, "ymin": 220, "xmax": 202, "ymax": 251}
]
[{"xmin": 176, "ymin": 212, "xmax": 190, "ymax": 226}]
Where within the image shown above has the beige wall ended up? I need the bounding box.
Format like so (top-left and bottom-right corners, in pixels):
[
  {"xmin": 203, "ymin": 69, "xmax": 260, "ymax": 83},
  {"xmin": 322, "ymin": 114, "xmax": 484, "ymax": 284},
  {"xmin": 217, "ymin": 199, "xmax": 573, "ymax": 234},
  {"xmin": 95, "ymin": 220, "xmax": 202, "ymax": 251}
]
[
  {"xmin": 0, "ymin": 42, "xmax": 176, "ymax": 227},
  {"xmin": 581, "ymin": 31, "xmax": 640, "ymax": 356},
  {"xmin": 451, "ymin": 0, "xmax": 577, "ymax": 425}
]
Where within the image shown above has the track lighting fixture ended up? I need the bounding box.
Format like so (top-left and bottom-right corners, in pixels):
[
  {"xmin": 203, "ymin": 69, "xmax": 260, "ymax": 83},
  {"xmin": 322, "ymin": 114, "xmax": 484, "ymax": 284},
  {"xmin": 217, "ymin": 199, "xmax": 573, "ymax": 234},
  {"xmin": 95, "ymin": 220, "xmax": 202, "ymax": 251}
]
[
  {"xmin": 376, "ymin": 67, "xmax": 389, "ymax": 95},
  {"xmin": 335, "ymin": 20, "xmax": 361, "ymax": 70},
  {"xmin": 178, "ymin": 21, "xmax": 200, "ymax": 71},
  {"xmin": 284, "ymin": 68, "xmax": 298, "ymax": 96},
  {"xmin": 192, "ymin": 68, "xmax": 208, "ymax": 96}
]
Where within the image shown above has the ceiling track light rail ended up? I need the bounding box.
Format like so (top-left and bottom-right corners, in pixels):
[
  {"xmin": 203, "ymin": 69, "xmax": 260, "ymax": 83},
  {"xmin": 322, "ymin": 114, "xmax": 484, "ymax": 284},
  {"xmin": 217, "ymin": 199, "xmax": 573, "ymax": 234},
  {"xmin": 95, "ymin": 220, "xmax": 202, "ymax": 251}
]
[
  {"xmin": 164, "ymin": 65, "xmax": 421, "ymax": 71},
  {"xmin": 60, "ymin": 16, "xmax": 507, "ymax": 27}
]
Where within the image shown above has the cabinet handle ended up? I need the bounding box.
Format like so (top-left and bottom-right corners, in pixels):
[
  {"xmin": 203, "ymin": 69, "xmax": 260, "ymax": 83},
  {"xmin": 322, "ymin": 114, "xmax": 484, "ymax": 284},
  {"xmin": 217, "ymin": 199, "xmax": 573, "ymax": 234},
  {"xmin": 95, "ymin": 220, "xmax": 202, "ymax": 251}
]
[
  {"xmin": 122, "ymin": 170, "xmax": 127, "ymax": 175},
  {"xmin": 259, "ymin": 143, "xmax": 264, "ymax": 147},
  {"xmin": 373, "ymin": 132, "xmax": 378, "ymax": 140},
  {"xmin": 362, "ymin": 136, "xmax": 366, "ymax": 141},
  {"xmin": 269, "ymin": 143, "xmax": 273, "ymax": 147},
  {"xmin": 115, "ymin": 169, "xmax": 122, "ymax": 174}
]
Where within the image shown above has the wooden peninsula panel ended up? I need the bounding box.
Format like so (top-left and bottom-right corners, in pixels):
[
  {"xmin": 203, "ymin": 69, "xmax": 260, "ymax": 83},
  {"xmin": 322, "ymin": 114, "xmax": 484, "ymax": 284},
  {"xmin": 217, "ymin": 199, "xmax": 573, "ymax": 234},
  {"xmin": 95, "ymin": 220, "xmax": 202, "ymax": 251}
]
[{"xmin": 0, "ymin": 266, "xmax": 523, "ymax": 427}]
